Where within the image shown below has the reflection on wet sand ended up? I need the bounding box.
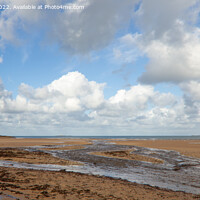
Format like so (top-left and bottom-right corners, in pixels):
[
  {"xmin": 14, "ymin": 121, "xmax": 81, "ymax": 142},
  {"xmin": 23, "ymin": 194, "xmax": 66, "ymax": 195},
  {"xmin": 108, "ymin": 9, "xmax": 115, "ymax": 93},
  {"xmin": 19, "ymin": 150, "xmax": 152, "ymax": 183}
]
[
  {"xmin": 90, "ymin": 149, "xmax": 164, "ymax": 164},
  {"xmin": 0, "ymin": 148, "xmax": 80, "ymax": 166}
]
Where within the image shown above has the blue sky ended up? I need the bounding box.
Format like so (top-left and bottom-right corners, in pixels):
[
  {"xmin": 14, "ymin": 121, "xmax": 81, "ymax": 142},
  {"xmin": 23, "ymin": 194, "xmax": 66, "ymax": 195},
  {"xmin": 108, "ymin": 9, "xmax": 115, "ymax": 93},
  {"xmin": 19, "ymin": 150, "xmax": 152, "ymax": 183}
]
[{"xmin": 0, "ymin": 0, "xmax": 200, "ymax": 136}]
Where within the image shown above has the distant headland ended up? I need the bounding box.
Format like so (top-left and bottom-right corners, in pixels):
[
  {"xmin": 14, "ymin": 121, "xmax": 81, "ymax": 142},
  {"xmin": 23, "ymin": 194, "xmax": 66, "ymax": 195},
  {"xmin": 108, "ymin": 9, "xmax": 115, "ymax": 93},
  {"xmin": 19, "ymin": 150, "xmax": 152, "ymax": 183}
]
[{"xmin": 0, "ymin": 135, "xmax": 15, "ymax": 138}]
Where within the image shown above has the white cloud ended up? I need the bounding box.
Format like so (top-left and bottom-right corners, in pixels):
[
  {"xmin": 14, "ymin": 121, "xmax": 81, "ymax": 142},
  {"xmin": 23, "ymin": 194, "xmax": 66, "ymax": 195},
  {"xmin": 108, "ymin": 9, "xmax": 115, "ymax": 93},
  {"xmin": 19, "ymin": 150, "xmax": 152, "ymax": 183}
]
[
  {"xmin": 109, "ymin": 85, "xmax": 154, "ymax": 110},
  {"xmin": 94, "ymin": 84, "xmax": 177, "ymax": 121},
  {"xmin": 112, "ymin": 33, "xmax": 143, "ymax": 64},
  {"xmin": 17, "ymin": 71, "xmax": 105, "ymax": 113},
  {"xmin": 0, "ymin": 0, "xmax": 48, "ymax": 47},
  {"xmin": 49, "ymin": 0, "xmax": 138, "ymax": 54},
  {"xmin": 0, "ymin": 0, "xmax": 138, "ymax": 54},
  {"xmin": 179, "ymin": 81, "xmax": 200, "ymax": 119},
  {"xmin": 135, "ymin": 0, "xmax": 200, "ymax": 84},
  {"xmin": 134, "ymin": 0, "xmax": 198, "ymax": 40},
  {"xmin": 181, "ymin": 81, "xmax": 200, "ymax": 101},
  {"xmin": 1, "ymin": 72, "xmax": 200, "ymax": 135},
  {"xmin": 151, "ymin": 92, "xmax": 176, "ymax": 107},
  {"xmin": 138, "ymin": 28, "xmax": 200, "ymax": 84},
  {"xmin": 1, "ymin": 72, "xmax": 105, "ymax": 113},
  {"xmin": 0, "ymin": 78, "xmax": 12, "ymax": 99},
  {"xmin": 0, "ymin": 55, "xmax": 3, "ymax": 63},
  {"xmin": 116, "ymin": 25, "xmax": 200, "ymax": 84},
  {"xmin": 109, "ymin": 0, "xmax": 200, "ymax": 84}
]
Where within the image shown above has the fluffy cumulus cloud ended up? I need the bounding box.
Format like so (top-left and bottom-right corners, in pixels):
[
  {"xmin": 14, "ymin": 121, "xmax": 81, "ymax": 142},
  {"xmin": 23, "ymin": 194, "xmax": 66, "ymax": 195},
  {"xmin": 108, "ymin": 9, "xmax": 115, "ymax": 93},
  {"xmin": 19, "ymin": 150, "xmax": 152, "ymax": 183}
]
[
  {"xmin": 90, "ymin": 85, "xmax": 182, "ymax": 127},
  {"xmin": 1, "ymin": 72, "xmax": 199, "ymax": 135},
  {"xmin": 112, "ymin": 0, "xmax": 200, "ymax": 84},
  {"xmin": 138, "ymin": 28, "xmax": 200, "ymax": 84},
  {"xmin": 17, "ymin": 71, "xmax": 105, "ymax": 113},
  {"xmin": 0, "ymin": 72, "xmax": 105, "ymax": 134},
  {"xmin": 136, "ymin": 0, "xmax": 200, "ymax": 84},
  {"xmin": 0, "ymin": 72, "xmax": 105, "ymax": 123}
]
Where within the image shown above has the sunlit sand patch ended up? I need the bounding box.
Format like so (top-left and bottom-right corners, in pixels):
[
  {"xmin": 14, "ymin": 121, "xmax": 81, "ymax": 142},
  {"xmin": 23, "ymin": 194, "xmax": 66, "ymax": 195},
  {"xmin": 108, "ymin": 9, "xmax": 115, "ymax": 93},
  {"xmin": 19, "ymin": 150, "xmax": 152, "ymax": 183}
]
[
  {"xmin": 0, "ymin": 148, "xmax": 81, "ymax": 166},
  {"xmin": 91, "ymin": 149, "xmax": 163, "ymax": 164}
]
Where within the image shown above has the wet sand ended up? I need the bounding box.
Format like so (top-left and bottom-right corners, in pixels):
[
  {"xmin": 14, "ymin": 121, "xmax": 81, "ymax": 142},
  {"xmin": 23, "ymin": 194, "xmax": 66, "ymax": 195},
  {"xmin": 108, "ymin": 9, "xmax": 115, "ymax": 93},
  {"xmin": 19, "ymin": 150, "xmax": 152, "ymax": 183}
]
[
  {"xmin": 113, "ymin": 139, "xmax": 200, "ymax": 159},
  {"xmin": 0, "ymin": 137, "xmax": 200, "ymax": 199},
  {"xmin": 0, "ymin": 148, "xmax": 80, "ymax": 166},
  {"xmin": 91, "ymin": 149, "xmax": 164, "ymax": 164},
  {"xmin": 0, "ymin": 167, "xmax": 198, "ymax": 200}
]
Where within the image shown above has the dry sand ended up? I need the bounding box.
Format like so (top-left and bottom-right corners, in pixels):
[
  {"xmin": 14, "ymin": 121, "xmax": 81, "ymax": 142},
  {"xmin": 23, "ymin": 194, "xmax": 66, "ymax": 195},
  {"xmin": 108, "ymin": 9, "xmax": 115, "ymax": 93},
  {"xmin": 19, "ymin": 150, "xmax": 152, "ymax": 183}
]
[
  {"xmin": 0, "ymin": 137, "xmax": 91, "ymax": 148},
  {"xmin": 0, "ymin": 137, "xmax": 199, "ymax": 199}
]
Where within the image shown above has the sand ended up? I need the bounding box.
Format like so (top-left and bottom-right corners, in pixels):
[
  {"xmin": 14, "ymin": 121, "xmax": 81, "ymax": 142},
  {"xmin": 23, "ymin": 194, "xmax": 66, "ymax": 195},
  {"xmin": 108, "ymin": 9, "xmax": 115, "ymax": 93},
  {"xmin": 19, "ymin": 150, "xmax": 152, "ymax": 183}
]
[
  {"xmin": 113, "ymin": 139, "xmax": 200, "ymax": 159},
  {"xmin": 0, "ymin": 148, "xmax": 80, "ymax": 166},
  {"xmin": 0, "ymin": 137, "xmax": 91, "ymax": 148},
  {"xmin": 91, "ymin": 149, "xmax": 163, "ymax": 164},
  {"xmin": 39, "ymin": 145, "xmax": 85, "ymax": 151},
  {"xmin": 0, "ymin": 167, "xmax": 198, "ymax": 200},
  {"xmin": 0, "ymin": 137, "xmax": 199, "ymax": 199}
]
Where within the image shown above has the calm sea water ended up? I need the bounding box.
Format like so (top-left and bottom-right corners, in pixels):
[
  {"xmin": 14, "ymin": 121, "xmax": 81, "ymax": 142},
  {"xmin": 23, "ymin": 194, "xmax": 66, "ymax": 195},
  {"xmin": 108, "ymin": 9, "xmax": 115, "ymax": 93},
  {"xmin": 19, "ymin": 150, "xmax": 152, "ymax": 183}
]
[{"xmin": 15, "ymin": 135, "xmax": 200, "ymax": 140}]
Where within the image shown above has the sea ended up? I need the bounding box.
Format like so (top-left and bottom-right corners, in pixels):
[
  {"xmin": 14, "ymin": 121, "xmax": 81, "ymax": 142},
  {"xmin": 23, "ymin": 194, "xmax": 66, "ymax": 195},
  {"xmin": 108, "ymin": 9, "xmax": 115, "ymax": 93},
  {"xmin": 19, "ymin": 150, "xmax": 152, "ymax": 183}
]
[{"xmin": 14, "ymin": 135, "xmax": 200, "ymax": 140}]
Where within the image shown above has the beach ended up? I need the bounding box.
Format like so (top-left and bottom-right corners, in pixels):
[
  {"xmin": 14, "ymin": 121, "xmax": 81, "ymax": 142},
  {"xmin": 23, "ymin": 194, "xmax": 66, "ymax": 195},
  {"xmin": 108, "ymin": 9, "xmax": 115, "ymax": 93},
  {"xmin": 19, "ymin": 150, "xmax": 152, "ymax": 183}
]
[
  {"xmin": 113, "ymin": 139, "xmax": 200, "ymax": 159},
  {"xmin": 0, "ymin": 137, "xmax": 200, "ymax": 199}
]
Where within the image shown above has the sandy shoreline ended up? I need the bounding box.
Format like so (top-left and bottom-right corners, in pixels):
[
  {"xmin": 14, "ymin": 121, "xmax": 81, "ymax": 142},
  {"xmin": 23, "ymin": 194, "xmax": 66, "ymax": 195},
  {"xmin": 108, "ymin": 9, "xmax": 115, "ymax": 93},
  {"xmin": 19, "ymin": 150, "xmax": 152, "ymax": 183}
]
[
  {"xmin": 0, "ymin": 137, "xmax": 200, "ymax": 199},
  {"xmin": 0, "ymin": 137, "xmax": 91, "ymax": 148}
]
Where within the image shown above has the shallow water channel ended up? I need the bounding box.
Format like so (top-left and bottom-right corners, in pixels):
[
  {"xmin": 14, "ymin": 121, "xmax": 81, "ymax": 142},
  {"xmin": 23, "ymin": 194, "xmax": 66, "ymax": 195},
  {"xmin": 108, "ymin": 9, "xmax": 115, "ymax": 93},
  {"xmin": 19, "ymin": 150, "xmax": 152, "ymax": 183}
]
[{"xmin": 0, "ymin": 140, "xmax": 200, "ymax": 194}]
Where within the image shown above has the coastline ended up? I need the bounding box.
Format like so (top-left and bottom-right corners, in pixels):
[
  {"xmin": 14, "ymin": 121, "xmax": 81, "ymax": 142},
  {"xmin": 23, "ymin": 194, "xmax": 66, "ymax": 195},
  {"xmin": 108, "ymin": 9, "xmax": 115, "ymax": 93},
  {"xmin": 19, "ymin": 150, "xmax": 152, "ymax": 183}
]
[{"xmin": 0, "ymin": 137, "xmax": 199, "ymax": 199}]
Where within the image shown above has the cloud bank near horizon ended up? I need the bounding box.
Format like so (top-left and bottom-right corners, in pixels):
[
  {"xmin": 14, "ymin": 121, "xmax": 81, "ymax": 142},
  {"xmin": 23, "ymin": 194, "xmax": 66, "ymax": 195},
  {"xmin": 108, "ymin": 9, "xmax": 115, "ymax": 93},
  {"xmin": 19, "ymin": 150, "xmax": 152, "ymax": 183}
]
[{"xmin": 0, "ymin": 71, "xmax": 200, "ymax": 135}]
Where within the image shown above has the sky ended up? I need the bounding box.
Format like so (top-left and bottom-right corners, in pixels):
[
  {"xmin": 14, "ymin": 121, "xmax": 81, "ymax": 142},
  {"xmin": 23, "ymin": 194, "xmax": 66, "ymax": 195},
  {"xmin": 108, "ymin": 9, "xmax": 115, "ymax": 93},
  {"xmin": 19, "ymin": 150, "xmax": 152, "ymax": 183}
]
[{"xmin": 0, "ymin": 0, "xmax": 200, "ymax": 136}]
